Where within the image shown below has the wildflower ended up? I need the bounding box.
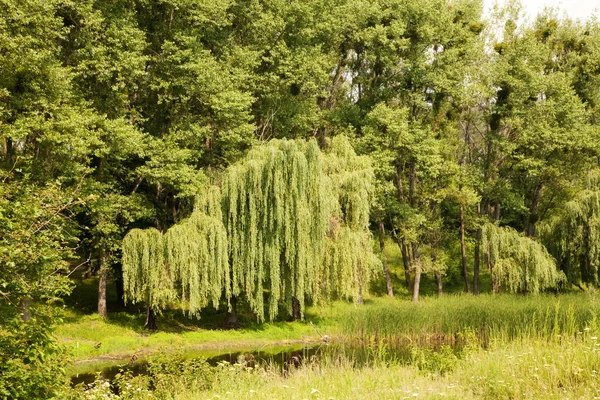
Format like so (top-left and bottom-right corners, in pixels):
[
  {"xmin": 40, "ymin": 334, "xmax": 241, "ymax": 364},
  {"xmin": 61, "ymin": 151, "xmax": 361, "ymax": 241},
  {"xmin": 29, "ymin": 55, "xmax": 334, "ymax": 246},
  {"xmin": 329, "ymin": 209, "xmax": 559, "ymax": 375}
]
[{"xmin": 311, "ymin": 388, "xmax": 320, "ymax": 394}]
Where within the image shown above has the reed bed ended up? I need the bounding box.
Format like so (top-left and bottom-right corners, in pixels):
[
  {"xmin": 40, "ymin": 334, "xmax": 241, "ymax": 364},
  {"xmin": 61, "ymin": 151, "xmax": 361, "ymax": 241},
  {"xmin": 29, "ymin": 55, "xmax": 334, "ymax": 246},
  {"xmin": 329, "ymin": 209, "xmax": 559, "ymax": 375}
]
[{"xmin": 323, "ymin": 293, "xmax": 600, "ymax": 345}]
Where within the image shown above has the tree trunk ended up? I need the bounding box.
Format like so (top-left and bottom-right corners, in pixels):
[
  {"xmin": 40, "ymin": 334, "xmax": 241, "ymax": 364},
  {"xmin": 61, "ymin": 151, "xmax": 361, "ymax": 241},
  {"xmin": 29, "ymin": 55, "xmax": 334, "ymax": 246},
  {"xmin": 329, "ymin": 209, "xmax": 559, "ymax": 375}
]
[
  {"xmin": 434, "ymin": 270, "xmax": 443, "ymax": 295},
  {"xmin": 222, "ymin": 296, "xmax": 240, "ymax": 329},
  {"xmin": 409, "ymin": 162, "xmax": 416, "ymax": 208},
  {"xmin": 291, "ymin": 296, "xmax": 302, "ymax": 320},
  {"xmin": 97, "ymin": 247, "xmax": 108, "ymax": 318},
  {"xmin": 144, "ymin": 305, "xmax": 158, "ymax": 331},
  {"xmin": 411, "ymin": 244, "xmax": 421, "ymax": 302},
  {"xmin": 473, "ymin": 227, "xmax": 481, "ymax": 295},
  {"xmin": 459, "ymin": 205, "xmax": 471, "ymax": 293},
  {"xmin": 394, "ymin": 166, "xmax": 413, "ymax": 290},
  {"xmin": 400, "ymin": 239, "xmax": 412, "ymax": 289},
  {"xmin": 378, "ymin": 219, "xmax": 394, "ymax": 297},
  {"xmin": 393, "ymin": 235, "xmax": 412, "ymax": 290},
  {"xmin": 412, "ymin": 264, "xmax": 421, "ymax": 302},
  {"xmin": 408, "ymin": 161, "xmax": 421, "ymax": 303}
]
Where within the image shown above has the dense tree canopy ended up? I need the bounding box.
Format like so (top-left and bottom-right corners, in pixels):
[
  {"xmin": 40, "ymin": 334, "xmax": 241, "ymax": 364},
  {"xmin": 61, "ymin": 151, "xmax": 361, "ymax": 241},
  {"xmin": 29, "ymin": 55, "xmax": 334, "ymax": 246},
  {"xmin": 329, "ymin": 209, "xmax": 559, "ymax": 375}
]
[{"xmin": 3, "ymin": 0, "xmax": 600, "ymax": 395}]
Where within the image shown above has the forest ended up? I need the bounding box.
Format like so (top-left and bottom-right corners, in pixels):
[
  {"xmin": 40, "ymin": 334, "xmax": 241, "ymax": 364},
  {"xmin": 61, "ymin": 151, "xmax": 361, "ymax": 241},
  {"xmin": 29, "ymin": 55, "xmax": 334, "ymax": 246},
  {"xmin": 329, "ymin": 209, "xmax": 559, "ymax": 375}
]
[{"xmin": 2, "ymin": 0, "xmax": 600, "ymax": 398}]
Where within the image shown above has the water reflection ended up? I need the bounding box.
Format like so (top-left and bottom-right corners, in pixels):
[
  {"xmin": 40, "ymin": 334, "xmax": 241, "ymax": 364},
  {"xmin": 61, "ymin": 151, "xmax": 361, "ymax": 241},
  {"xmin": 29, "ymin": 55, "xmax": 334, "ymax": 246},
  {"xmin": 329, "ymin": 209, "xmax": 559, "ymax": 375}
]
[{"xmin": 70, "ymin": 341, "xmax": 462, "ymax": 388}]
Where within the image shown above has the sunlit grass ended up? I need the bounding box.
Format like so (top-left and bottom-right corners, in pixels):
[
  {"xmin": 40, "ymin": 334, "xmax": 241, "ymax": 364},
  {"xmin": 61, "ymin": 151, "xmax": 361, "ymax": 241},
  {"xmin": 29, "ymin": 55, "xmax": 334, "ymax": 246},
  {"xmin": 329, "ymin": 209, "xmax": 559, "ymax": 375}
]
[
  {"xmin": 62, "ymin": 285, "xmax": 600, "ymax": 399},
  {"xmin": 58, "ymin": 280, "xmax": 600, "ymax": 362},
  {"xmin": 71, "ymin": 331, "xmax": 600, "ymax": 399},
  {"xmin": 317, "ymin": 292, "xmax": 600, "ymax": 343},
  {"xmin": 57, "ymin": 312, "xmax": 319, "ymax": 361},
  {"xmin": 188, "ymin": 334, "xmax": 600, "ymax": 400}
]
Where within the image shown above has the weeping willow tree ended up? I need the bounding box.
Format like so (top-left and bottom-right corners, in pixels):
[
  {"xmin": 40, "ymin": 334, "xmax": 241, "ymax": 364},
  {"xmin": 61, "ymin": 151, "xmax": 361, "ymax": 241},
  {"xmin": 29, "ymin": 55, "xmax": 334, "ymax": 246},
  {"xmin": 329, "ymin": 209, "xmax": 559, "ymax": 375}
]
[
  {"xmin": 482, "ymin": 223, "xmax": 564, "ymax": 294},
  {"xmin": 222, "ymin": 137, "xmax": 378, "ymax": 321},
  {"xmin": 122, "ymin": 228, "xmax": 173, "ymax": 329},
  {"xmin": 539, "ymin": 173, "xmax": 600, "ymax": 286},
  {"xmin": 123, "ymin": 138, "xmax": 377, "ymax": 324},
  {"xmin": 122, "ymin": 186, "xmax": 229, "ymax": 327}
]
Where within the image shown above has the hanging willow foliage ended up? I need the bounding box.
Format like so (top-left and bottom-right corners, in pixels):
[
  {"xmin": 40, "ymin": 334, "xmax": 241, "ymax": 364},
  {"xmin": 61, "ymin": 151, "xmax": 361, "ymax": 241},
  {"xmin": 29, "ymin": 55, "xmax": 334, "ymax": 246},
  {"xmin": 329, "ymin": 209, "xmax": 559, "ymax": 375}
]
[
  {"xmin": 122, "ymin": 187, "xmax": 229, "ymax": 317},
  {"xmin": 222, "ymin": 139, "xmax": 324, "ymax": 321},
  {"xmin": 123, "ymin": 138, "xmax": 376, "ymax": 321},
  {"xmin": 482, "ymin": 223, "xmax": 564, "ymax": 293},
  {"xmin": 316, "ymin": 136, "xmax": 380, "ymax": 304},
  {"xmin": 222, "ymin": 136, "xmax": 378, "ymax": 321},
  {"xmin": 539, "ymin": 179, "xmax": 600, "ymax": 285},
  {"xmin": 122, "ymin": 228, "xmax": 174, "ymax": 311},
  {"xmin": 320, "ymin": 227, "xmax": 380, "ymax": 302},
  {"xmin": 164, "ymin": 187, "xmax": 229, "ymax": 317}
]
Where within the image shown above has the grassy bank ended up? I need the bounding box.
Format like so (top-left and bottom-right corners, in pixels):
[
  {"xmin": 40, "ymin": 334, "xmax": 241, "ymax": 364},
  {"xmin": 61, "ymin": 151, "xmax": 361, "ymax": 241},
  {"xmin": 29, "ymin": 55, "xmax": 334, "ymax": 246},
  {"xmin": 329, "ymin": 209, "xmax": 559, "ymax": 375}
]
[
  {"xmin": 58, "ymin": 277, "xmax": 329, "ymax": 362},
  {"xmin": 61, "ymin": 290, "xmax": 600, "ymax": 399},
  {"xmin": 58, "ymin": 290, "xmax": 599, "ymax": 362},
  {"xmin": 57, "ymin": 312, "xmax": 321, "ymax": 361},
  {"xmin": 70, "ymin": 332, "xmax": 600, "ymax": 399}
]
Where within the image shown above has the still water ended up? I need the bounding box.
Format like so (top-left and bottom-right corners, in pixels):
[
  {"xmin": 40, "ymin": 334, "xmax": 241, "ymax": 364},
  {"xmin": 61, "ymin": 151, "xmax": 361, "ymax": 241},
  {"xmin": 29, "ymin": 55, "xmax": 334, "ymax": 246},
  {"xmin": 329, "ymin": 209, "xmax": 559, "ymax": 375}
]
[{"xmin": 70, "ymin": 341, "xmax": 457, "ymax": 388}]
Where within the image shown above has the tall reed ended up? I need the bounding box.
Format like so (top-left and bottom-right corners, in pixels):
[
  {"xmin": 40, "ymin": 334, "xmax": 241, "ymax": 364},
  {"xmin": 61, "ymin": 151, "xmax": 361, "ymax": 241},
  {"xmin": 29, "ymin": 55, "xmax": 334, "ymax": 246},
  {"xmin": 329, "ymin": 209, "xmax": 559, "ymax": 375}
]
[{"xmin": 330, "ymin": 293, "xmax": 599, "ymax": 344}]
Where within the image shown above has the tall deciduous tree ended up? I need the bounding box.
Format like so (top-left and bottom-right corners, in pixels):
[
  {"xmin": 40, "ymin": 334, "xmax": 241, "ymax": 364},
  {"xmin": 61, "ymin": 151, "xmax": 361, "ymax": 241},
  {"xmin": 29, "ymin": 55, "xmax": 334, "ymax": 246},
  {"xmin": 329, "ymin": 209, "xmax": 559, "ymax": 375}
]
[
  {"xmin": 0, "ymin": 178, "xmax": 77, "ymax": 398},
  {"xmin": 122, "ymin": 137, "xmax": 378, "ymax": 324}
]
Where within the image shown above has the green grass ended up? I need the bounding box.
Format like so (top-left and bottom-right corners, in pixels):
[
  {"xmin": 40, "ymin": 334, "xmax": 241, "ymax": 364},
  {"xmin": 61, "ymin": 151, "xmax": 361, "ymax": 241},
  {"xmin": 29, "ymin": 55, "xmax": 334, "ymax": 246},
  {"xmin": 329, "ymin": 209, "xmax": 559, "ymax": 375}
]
[
  {"xmin": 317, "ymin": 292, "xmax": 600, "ymax": 343},
  {"xmin": 58, "ymin": 277, "xmax": 328, "ymax": 362},
  {"xmin": 57, "ymin": 311, "xmax": 320, "ymax": 362},
  {"xmin": 59, "ymin": 275, "xmax": 600, "ymax": 399},
  {"xmin": 58, "ymin": 275, "xmax": 600, "ymax": 363},
  {"xmin": 58, "ymin": 263, "xmax": 600, "ymax": 399},
  {"xmin": 69, "ymin": 332, "xmax": 600, "ymax": 399}
]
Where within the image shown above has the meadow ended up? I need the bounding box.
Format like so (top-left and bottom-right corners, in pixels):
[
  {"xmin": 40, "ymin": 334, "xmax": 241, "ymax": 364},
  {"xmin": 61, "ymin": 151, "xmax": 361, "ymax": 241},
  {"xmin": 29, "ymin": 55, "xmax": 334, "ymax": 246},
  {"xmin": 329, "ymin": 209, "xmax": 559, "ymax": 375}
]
[
  {"xmin": 54, "ymin": 235, "xmax": 600, "ymax": 399},
  {"xmin": 61, "ymin": 285, "xmax": 600, "ymax": 399}
]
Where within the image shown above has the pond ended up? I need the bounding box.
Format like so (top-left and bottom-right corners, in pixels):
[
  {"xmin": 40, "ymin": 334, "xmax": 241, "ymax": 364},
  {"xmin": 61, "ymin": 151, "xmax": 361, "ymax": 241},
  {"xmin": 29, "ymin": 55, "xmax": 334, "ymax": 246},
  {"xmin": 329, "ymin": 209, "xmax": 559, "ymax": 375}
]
[{"xmin": 70, "ymin": 340, "xmax": 461, "ymax": 389}]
